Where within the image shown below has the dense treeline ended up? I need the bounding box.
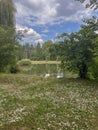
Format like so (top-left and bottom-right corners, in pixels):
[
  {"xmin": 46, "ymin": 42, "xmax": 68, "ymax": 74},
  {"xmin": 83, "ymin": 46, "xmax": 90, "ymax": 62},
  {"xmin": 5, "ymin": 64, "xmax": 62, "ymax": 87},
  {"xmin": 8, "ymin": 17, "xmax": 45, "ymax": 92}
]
[{"xmin": 17, "ymin": 40, "xmax": 58, "ymax": 61}]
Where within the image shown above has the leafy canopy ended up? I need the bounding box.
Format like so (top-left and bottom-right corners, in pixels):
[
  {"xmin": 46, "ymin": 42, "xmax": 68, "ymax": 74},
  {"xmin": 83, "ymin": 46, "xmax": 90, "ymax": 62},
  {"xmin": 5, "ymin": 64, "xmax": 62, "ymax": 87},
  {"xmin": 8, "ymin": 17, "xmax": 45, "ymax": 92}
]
[
  {"xmin": 76, "ymin": 0, "xmax": 98, "ymax": 10},
  {"xmin": 57, "ymin": 17, "xmax": 98, "ymax": 78}
]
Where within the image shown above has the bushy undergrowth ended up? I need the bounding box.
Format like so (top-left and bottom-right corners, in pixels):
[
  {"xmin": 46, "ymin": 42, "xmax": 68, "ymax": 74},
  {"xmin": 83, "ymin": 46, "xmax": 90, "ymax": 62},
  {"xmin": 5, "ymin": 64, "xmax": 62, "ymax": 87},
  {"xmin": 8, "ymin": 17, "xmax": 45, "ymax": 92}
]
[
  {"xmin": 88, "ymin": 58, "xmax": 98, "ymax": 79},
  {"xmin": 10, "ymin": 65, "xmax": 20, "ymax": 73},
  {"xmin": 0, "ymin": 74, "xmax": 98, "ymax": 130},
  {"xmin": 18, "ymin": 59, "xmax": 32, "ymax": 66}
]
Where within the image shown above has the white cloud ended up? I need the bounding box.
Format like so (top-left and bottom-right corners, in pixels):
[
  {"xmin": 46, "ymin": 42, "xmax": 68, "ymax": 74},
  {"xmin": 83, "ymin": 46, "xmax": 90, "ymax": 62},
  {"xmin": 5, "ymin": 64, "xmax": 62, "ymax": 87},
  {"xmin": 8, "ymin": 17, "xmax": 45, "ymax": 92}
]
[
  {"xmin": 14, "ymin": 0, "xmax": 93, "ymax": 25},
  {"xmin": 95, "ymin": 30, "xmax": 98, "ymax": 34},
  {"xmin": 14, "ymin": 0, "xmax": 94, "ymax": 43},
  {"xmin": 14, "ymin": 0, "xmax": 58, "ymax": 25},
  {"xmin": 16, "ymin": 25, "xmax": 44, "ymax": 44}
]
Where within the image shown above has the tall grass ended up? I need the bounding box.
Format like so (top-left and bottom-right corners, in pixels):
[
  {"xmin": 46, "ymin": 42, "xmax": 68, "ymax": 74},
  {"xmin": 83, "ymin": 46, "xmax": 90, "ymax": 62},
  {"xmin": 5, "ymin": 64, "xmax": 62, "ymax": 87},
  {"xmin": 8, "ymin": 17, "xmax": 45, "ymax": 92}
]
[{"xmin": 0, "ymin": 74, "xmax": 98, "ymax": 130}]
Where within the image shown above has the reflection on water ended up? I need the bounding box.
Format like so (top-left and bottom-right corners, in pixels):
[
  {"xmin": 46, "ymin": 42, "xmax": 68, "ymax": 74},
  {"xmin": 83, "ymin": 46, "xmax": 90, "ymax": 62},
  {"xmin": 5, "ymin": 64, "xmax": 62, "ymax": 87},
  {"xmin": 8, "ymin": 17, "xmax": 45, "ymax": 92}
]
[
  {"xmin": 20, "ymin": 64, "xmax": 77, "ymax": 78},
  {"xmin": 21, "ymin": 64, "xmax": 61, "ymax": 76}
]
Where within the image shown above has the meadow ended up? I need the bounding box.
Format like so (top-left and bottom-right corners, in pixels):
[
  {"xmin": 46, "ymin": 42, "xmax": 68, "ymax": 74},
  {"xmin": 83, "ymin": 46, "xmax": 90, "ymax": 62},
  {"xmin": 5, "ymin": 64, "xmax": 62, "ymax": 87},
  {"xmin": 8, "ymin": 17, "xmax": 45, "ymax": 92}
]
[{"xmin": 0, "ymin": 74, "xmax": 98, "ymax": 130}]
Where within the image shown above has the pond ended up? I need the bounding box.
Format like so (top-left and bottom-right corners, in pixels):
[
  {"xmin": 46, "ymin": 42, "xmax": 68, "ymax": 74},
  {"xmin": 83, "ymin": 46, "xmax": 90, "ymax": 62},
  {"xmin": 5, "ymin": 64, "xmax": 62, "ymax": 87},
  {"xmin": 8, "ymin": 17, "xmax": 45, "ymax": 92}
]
[
  {"xmin": 20, "ymin": 63, "xmax": 66, "ymax": 77},
  {"xmin": 20, "ymin": 63, "xmax": 76, "ymax": 78}
]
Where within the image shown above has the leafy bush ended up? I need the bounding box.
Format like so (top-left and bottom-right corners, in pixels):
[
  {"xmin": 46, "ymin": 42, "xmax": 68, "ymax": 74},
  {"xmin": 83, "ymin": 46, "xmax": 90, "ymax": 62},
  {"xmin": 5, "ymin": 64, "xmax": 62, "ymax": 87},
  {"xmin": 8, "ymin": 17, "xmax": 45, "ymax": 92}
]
[
  {"xmin": 18, "ymin": 59, "xmax": 32, "ymax": 66},
  {"xmin": 10, "ymin": 64, "xmax": 20, "ymax": 73},
  {"xmin": 88, "ymin": 58, "xmax": 98, "ymax": 79}
]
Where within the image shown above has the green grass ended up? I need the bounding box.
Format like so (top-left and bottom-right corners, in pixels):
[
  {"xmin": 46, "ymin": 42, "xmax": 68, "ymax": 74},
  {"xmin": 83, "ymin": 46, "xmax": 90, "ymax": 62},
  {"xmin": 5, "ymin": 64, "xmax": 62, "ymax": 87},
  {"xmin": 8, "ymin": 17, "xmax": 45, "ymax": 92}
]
[
  {"xmin": 31, "ymin": 61, "xmax": 61, "ymax": 64},
  {"xmin": 0, "ymin": 74, "xmax": 98, "ymax": 130}
]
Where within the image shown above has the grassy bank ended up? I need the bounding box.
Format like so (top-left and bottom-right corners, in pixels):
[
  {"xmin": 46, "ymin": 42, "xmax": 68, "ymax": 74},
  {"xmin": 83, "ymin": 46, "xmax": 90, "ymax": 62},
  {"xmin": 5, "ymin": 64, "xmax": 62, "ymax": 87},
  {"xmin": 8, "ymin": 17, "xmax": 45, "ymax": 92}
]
[
  {"xmin": 0, "ymin": 74, "xmax": 98, "ymax": 130},
  {"xmin": 31, "ymin": 61, "xmax": 61, "ymax": 64}
]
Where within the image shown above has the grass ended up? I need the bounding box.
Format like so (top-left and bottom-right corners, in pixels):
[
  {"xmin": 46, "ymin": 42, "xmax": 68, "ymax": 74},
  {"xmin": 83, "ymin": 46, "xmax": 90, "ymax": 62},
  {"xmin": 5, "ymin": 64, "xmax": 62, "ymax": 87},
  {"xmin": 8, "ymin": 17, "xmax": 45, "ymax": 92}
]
[
  {"xmin": 31, "ymin": 61, "xmax": 61, "ymax": 64},
  {"xmin": 0, "ymin": 74, "xmax": 98, "ymax": 130}
]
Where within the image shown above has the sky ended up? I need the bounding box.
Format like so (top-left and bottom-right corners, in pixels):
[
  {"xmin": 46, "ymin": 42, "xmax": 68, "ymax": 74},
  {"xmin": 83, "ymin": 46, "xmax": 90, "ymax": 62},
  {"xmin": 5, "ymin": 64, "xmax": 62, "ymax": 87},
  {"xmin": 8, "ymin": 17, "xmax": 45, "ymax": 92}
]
[{"xmin": 13, "ymin": 0, "xmax": 98, "ymax": 44}]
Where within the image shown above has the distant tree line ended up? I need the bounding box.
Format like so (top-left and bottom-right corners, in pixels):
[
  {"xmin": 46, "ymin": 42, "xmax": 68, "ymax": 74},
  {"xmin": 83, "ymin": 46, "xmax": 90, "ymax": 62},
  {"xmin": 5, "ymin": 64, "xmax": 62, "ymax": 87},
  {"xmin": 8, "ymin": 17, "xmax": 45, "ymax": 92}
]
[{"xmin": 17, "ymin": 40, "xmax": 58, "ymax": 61}]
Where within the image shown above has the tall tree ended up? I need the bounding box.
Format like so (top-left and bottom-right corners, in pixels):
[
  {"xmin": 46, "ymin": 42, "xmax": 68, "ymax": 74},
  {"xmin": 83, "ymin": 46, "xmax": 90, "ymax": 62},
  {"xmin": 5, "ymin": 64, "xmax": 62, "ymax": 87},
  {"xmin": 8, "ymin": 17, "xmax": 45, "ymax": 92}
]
[
  {"xmin": 42, "ymin": 40, "xmax": 53, "ymax": 60},
  {"xmin": 58, "ymin": 17, "xmax": 98, "ymax": 78},
  {"xmin": 0, "ymin": 0, "xmax": 15, "ymax": 26},
  {"xmin": 0, "ymin": 0, "xmax": 16, "ymax": 72},
  {"xmin": 35, "ymin": 43, "xmax": 43, "ymax": 60},
  {"xmin": 0, "ymin": 27, "xmax": 16, "ymax": 71},
  {"xmin": 49, "ymin": 43, "xmax": 58, "ymax": 60}
]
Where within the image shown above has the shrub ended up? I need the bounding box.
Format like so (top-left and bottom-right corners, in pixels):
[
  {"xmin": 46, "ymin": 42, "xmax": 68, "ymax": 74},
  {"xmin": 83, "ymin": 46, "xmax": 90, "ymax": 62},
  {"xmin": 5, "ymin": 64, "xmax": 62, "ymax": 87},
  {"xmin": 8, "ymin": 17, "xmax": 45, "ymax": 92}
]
[
  {"xmin": 89, "ymin": 58, "xmax": 98, "ymax": 79},
  {"xmin": 18, "ymin": 59, "xmax": 32, "ymax": 66},
  {"xmin": 10, "ymin": 64, "xmax": 20, "ymax": 73}
]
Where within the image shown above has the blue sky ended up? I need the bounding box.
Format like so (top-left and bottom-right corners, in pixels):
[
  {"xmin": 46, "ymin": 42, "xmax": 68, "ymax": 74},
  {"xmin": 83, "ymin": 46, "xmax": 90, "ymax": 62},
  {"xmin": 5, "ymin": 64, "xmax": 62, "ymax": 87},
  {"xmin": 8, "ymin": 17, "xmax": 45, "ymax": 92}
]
[{"xmin": 13, "ymin": 0, "xmax": 97, "ymax": 44}]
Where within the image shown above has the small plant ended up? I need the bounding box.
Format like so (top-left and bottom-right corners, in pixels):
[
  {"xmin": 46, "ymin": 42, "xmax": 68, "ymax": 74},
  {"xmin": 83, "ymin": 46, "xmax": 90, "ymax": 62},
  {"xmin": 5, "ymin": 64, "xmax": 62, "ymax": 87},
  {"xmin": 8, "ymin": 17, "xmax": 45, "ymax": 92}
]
[{"xmin": 18, "ymin": 59, "xmax": 32, "ymax": 66}]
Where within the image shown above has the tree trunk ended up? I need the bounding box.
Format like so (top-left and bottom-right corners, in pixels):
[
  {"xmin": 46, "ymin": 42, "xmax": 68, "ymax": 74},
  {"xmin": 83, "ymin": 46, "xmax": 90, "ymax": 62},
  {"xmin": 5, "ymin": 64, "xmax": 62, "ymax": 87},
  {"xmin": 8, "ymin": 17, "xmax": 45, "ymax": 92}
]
[{"xmin": 79, "ymin": 62, "xmax": 88, "ymax": 79}]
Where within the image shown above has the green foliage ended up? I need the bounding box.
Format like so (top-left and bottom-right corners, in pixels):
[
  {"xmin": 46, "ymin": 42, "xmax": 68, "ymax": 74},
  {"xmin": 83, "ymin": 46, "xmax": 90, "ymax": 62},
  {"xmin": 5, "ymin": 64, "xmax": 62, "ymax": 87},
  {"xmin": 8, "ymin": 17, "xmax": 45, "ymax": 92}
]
[
  {"xmin": 42, "ymin": 40, "xmax": 53, "ymax": 60},
  {"xmin": 34, "ymin": 42, "xmax": 43, "ymax": 60},
  {"xmin": 17, "ymin": 40, "xmax": 58, "ymax": 61},
  {"xmin": 18, "ymin": 59, "xmax": 32, "ymax": 66},
  {"xmin": 0, "ymin": 27, "xmax": 17, "ymax": 72},
  {"xmin": 57, "ymin": 17, "xmax": 98, "ymax": 79},
  {"xmin": 76, "ymin": 0, "xmax": 98, "ymax": 10},
  {"xmin": 49, "ymin": 43, "xmax": 60, "ymax": 60},
  {"xmin": 10, "ymin": 64, "xmax": 20, "ymax": 73},
  {"xmin": 0, "ymin": 0, "xmax": 15, "ymax": 26},
  {"xmin": 0, "ymin": 0, "xmax": 17, "ymax": 72},
  {"xmin": 89, "ymin": 57, "xmax": 98, "ymax": 79}
]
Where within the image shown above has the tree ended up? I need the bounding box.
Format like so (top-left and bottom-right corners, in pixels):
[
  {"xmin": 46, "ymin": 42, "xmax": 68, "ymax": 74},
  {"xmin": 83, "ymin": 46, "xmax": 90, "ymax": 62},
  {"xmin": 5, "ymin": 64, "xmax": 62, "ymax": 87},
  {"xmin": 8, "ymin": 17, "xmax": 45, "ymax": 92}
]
[
  {"xmin": 0, "ymin": 0, "xmax": 16, "ymax": 26},
  {"xmin": 49, "ymin": 43, "xmax": 58, "ymax": 60},
  {"xmin": 76, "ymin": 0, "xmax": 98, "ymax": 10},
  {"xmin": 0, "ymin": 27, "xmax": 16, "ymax": 71},
  {"xmin": 42, "ymin": 40, "xmax": 53, "ymax": 60},
  {"xmin": 0, "ymin": 0, "xmax": 16, "ymax": 72},
  {"xmin": 32, "ymin": 42, "xmax": 43, "ymax": 60},
  {"xmin": 58, "ymin": 17, "xmax": 98, "ymax": 78}
]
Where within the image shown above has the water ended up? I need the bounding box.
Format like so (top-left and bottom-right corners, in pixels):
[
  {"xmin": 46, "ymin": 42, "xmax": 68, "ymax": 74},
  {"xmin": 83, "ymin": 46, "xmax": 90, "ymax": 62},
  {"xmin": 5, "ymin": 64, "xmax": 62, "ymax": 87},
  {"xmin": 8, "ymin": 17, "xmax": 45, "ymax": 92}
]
[
  {"xmin": 20, "ymin": 64, "xmax": 76, "ymax": 78},
  {"xmin": 21, "ymin": 64, "xmax": 61, "ymax": 76}
]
